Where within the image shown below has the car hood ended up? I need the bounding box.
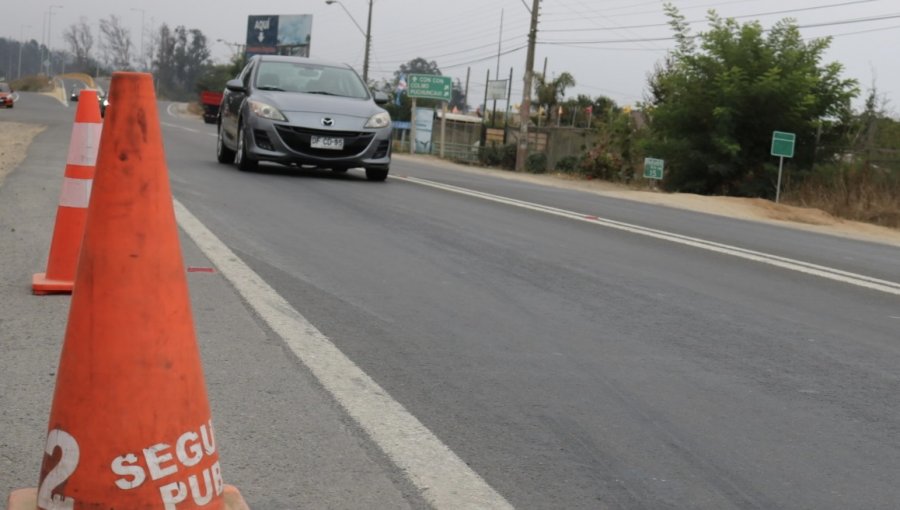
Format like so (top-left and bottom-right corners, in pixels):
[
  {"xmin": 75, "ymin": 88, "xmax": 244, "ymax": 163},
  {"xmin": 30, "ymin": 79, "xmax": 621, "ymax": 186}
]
[
  {"xmin": 256, "ymin": 91, "xmax": 379, "ymax": 118},
  {"xmin": 0, "ymin": 92, "xmax": 10, "ymax": 97}
]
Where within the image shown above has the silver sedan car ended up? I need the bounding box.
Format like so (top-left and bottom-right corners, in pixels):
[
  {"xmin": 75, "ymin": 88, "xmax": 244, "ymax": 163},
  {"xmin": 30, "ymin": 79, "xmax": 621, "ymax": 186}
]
[{"xmin": 217, "ymin": 55, "xmax": 392, "ymax": 181}]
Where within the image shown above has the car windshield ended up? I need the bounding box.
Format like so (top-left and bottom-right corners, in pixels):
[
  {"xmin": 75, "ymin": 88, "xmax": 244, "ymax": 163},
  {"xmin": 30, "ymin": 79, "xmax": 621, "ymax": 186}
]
[
  {"xmin": 255, "ymin": 62, "xmax": 369, "ymax": 99},
  {"xmin": 0, "ymin": 83, "xmax": 10, "ymax": 92}
]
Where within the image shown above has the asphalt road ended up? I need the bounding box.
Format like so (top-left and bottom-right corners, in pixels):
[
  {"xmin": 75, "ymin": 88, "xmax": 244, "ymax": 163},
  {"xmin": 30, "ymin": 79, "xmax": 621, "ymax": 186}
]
[{"xmin": 2, "ymin": 91, "xmax": 899, "ymax": 509}]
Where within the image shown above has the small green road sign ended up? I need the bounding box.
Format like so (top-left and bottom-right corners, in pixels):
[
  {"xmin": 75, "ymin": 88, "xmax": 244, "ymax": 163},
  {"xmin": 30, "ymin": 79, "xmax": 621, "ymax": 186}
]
[
  {"xmin": 771, "ymin": 131, "xmax": 796, "ymax": 158},
  {"xmin": 643, "ymin": 157, "xmax": 664, "ymax": 180},
  {"xmin": 408, "ymin": 74, "xmax": 452, "ymax": 101}
]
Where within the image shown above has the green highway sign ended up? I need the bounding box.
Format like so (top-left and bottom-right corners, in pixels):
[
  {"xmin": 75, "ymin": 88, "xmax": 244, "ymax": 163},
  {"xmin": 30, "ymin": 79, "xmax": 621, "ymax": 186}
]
[
  {"xmin": 643, "ymin": 157, "xmax": 664, "ymax": 180},
  {"xmin": 771, "ymin": 131, "xmax": 796, "ymax": 158},
  {"xmin": 408, "ymin": 74, "xmax": 452, "ymax": 101}
]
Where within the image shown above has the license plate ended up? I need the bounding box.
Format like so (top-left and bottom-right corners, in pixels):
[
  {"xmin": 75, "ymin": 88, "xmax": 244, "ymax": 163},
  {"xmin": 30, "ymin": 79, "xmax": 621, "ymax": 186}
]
[{"xmin": 310, "ymin": 136, "xmax": 344, "ymax": 150}]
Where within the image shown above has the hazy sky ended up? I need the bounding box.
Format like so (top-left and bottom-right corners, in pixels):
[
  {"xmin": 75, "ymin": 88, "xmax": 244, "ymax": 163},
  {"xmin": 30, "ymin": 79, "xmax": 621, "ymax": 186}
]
[{"xmin": 4, "ymin": 0, "xmax": 898, "ymax": 113}]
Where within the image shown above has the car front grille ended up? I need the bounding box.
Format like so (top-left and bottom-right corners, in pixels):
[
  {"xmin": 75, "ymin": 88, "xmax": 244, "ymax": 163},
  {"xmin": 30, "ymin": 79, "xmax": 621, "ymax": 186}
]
[{"xmin": 275, "ymin": 125, "xmax": 375, "ymax": 158}]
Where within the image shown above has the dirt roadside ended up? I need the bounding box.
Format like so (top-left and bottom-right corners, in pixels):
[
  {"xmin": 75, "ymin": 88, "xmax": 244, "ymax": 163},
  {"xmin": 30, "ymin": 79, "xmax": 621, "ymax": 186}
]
[
  {"xmin": 0, "ymin": 122, "xmax": 46, "ymax": 188},
  {"xmin": 2, "ymin": 120, "xmax": 898, "ymax": 248}
]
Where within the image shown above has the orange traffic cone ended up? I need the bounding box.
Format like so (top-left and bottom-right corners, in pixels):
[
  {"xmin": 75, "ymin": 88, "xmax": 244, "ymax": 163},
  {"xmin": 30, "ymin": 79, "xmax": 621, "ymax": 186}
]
[
  {"xmin": 32, "ymin": 89, "xmax": 103, "ymax": 295},
  {"xmin": 7, "ymin": 72, "xmax": 248, "ymax": 510}
]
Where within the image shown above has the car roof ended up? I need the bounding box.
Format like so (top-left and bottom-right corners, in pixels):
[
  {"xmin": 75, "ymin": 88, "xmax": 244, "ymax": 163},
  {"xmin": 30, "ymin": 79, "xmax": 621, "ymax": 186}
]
[{"xmin": 252, "ymin": 54, "xmax": 353, "ymax": 70}]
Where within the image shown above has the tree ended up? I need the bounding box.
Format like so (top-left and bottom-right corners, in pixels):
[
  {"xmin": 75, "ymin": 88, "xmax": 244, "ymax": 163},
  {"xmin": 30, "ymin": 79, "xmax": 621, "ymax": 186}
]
[
  {"xmin": 151, "ymin": 25, "xmax": 211, "ymax": 100},
  {"xmin": 99, "ymin": 15, "xmax": 133, "ymax": 71},
  {"xmin": 63, "ymin": 18, "xmax": 94, "ymax": 72},
  {"xmin": 154, "ymin": 24, "xmax": 177, "ymax": 96},
  {"xmin": 394, "ymin": 57, "xmax": 440, "ymax": 83},
  {"xmin": 449, "ymin": 78, "xmax": 467, "ymax": 112},
  {"xmin": 646, "ymin": 4, "xmax": 858, "ymax": 197},
  {"xmin": 534, "ymin": 71, "xmax": 575, "ymax": 125}
]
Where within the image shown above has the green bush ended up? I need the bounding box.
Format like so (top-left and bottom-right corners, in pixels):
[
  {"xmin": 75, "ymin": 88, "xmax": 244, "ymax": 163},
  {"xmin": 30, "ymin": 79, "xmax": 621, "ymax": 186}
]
[
  {"xmin": 526, "ymin": 153, "xmax": 547, "ymax": 173},
  {"xmin": 579, "ymin": 143, "xmax": 624, "ymax": 180},
  {"xmin": 478, "ymin": 143, "xmax": 517, "ymax": 170},
  {"xmin": 555, "ymin": 155, "xmax": 580, "ymax": 173}
]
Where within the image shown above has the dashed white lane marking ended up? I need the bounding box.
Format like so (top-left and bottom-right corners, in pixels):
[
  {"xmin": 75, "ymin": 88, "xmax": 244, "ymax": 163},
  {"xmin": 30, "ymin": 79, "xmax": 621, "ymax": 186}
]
[
  {"xmin": 394, "ymin": 175, "xmax": 900, "ymax": 297},
  {"xmin": 173, "ymin": 199, "xmax": 514, "ymax": 510}
]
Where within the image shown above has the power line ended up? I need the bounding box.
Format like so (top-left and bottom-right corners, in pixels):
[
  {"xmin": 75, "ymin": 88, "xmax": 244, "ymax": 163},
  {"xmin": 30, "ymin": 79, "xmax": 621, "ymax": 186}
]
[
  {"xmin": 441, "ymin": 45, "xmax": 527, "ymax": 70},
  {"xmin": 375, "ymin": 33, "xmax": 528, "ymax": 64},
  {"xmin": 539, "ymin": 0, "xmax": 764, "ymax": 23},
  {"xmin": 542, "ymin": 0, "xmax": 879, "ymax": 32},
  {"xmin": 540, "ymin": 12, "xmax": 900, "ymax": 45},
  {"xmin": 829, "ymin": 22, "xmax": 900, "ymax": 36}
]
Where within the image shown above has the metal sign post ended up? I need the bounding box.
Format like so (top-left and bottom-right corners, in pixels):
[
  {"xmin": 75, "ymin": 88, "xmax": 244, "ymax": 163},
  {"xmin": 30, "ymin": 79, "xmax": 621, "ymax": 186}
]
[
  {"xmin": 440, "ymin": 101, "xmax": 447, "ymax": 158},
  {"xmin": 410, "ymin": 98, "xmax": 417, "ymax": 154},
  {"xmin": 771, "ymin": 131, "xmax": 796, "ymax": 203}
]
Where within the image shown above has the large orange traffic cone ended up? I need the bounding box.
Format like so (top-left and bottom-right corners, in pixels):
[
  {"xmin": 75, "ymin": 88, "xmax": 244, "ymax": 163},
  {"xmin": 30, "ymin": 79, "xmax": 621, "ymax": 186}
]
[
  {"xmin": 32, "ymin": 89, "xmax": 103, "ymax": 295},
  {"xmin": 7, "ymin": 73, "xmax": 248, "ymax": 510}
]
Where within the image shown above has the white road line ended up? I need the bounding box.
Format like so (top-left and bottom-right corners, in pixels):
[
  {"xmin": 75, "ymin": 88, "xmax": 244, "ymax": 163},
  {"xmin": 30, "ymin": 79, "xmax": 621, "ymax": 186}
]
[
  {"xmin": 173, "ymin": 199, "xmax": 514, "ymax": 510},
  {"xmin": 160, "ymin": 121, "xmax": 202, "ymax": 134},
  {"xmin": 395, "ymin": 175, "xmax": 900, "ymax": 297}
]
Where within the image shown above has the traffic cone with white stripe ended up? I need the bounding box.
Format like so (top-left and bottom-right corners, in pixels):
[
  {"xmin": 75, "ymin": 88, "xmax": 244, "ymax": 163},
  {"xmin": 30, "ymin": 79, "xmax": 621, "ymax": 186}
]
[
  {"xmin": 32, "ymin": 89, "xmax": 102, "ymax": 295},
  {"xmin": 7, "ymin": 72, "xmax": 249, "ymax": 510}
]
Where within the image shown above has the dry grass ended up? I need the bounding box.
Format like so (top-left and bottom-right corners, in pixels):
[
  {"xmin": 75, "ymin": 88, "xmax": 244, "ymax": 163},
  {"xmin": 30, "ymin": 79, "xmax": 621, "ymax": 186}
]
[
  {"xmin": 9, "ymin": 75, "xmax": 54, "ymax": 93},
  {"xmin": 186, "ymin": 102, "xmax": 204, "ymax": 116},
  {"xmin": 785, "ymin": 164, "xmax": 900, "ymax": 229}
]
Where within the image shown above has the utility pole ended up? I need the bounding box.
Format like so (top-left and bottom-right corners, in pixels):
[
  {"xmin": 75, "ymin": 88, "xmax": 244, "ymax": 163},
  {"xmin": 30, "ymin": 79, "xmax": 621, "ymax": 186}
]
[
  {"xmin": 515, "ymin": 0, "xmax": 540, "ymax": 172},
  {"xmin": 363, "ymin": 0, "xmax": 373, "ymax": 84},
  {"xmin": 46, "ymin": 5, "xmax": 62, "ymax": 76}
]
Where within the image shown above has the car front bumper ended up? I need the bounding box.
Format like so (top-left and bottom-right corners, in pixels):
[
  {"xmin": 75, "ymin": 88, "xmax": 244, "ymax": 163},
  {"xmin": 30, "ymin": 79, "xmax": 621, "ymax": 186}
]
[{"xmin": 245, "ymin": 116, "xmax": 391, "ymax": 168}]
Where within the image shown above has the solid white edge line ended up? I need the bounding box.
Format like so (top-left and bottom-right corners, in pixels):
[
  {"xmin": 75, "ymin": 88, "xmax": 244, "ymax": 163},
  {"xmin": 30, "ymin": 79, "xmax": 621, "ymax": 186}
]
[
  {"xmin": 395, "ymin": 175, "xmax": 900, "ymax": 297},
  {"xmin": 172, "ymin": 199, "xmax": 514, "ymax": 510}
]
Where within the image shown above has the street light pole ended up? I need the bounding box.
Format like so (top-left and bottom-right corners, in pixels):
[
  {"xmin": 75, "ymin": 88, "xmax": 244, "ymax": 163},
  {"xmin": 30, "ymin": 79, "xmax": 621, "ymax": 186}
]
[
  {"xmin": 131, "ymin": 8, "xmax": 146, "ymax": 70},
  {"xmin": 325, "ymin": 0, "xmax": 372, "ymax": 84},
  {"xmin": 17, "ymin": 25, "xmax": 30, "ymax": 80},
  {"xmin": 46, "ymin": 5, "xmax": 63, "ymax": 76}
]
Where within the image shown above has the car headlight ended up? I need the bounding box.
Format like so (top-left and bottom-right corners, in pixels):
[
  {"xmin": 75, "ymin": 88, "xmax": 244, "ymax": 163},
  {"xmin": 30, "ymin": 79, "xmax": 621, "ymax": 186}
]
[
  {"xmin": 248, "ymin": 100, "xmax": 286, "ymax": 121},
  {"xmin": 365, "ymin": 111, "xmax": 391, "ymax": 128}
]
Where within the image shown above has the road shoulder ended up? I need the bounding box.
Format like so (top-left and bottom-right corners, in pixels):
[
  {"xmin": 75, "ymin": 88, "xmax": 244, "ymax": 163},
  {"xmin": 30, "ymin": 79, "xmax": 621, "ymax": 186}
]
[{"xmin": 393, "ymin": 153, "xmax": 900, "ymax": 247}]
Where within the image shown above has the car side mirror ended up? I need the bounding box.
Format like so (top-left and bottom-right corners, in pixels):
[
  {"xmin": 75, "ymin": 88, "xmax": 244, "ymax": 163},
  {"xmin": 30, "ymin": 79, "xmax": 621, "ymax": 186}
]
[
  {"xmin": 373, "ymin": 91, "xmax": 389, "ymax": 105},
  {"xmin": 225, "ymin": 79, "xmax": 246, "ymax": 93}
]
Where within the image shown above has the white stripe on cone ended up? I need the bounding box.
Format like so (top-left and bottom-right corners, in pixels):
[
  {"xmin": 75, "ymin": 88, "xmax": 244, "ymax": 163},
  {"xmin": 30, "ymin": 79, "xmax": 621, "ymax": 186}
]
[
  {"xmin": 66, "ymin": 123, "xmax": 103, "ymax": 167},
  {"xmin": 58, "ymin": 177, "xmax": 93, "ymax": 208}
]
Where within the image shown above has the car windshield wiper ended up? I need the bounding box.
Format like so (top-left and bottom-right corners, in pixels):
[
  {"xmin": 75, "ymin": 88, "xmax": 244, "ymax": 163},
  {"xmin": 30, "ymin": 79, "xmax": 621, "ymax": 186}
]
[
  {"xmin": 306, "ymin": 91, "xmax": 341, "ymax": 96},
  {"xmin": 257, "ymin": 85, "xmax": 285, "ymax": 91}
]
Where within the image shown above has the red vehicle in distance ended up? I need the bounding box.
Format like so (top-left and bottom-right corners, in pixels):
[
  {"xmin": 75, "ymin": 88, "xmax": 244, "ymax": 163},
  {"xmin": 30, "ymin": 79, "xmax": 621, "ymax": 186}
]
[{"xmin": 0, "ymin": 83, "xmax": 14, "ymax": 108}]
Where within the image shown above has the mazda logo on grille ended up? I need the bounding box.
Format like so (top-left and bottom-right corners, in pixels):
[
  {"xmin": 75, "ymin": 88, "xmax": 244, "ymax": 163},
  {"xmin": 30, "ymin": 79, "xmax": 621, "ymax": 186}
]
[{"xmin": 321, "ymin": 117, "xmax": 334, "ymax": 127}]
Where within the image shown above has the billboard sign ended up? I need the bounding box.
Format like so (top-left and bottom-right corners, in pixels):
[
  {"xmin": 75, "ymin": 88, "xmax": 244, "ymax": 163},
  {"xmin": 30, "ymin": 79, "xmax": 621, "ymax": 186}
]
[
  {"xmin": 246, "ymin": 15, "xmax": 313, "ymax": 57},
  {"xmin": 487, "ymin": 79, "xmax": 508, "ymax": 100}
]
